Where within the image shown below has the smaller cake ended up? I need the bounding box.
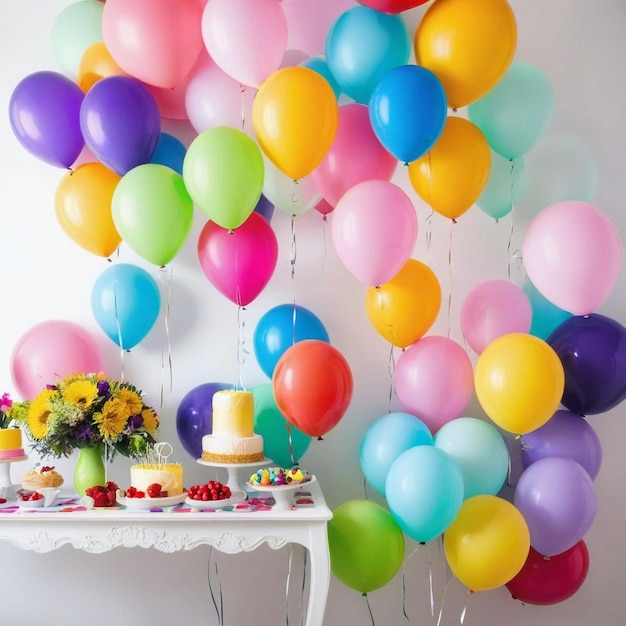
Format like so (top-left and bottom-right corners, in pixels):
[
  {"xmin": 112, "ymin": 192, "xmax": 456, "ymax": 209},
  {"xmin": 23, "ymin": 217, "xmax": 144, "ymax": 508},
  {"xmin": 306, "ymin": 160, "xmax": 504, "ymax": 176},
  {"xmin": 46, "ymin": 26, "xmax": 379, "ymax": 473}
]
[
  {"xmin": 249, "ymin": 467, "xmax": 312, "ymax": 487},
  {"xmin": 130, "ymin": 462, "xmax": 184, "ymax": 496},
  {"xmin": 0, "ymin": 428, "xmax": 26, "ymax": 460},
  {"xmin": 22, "ymin": 465, "xmax": 64, "ymax": 491}
]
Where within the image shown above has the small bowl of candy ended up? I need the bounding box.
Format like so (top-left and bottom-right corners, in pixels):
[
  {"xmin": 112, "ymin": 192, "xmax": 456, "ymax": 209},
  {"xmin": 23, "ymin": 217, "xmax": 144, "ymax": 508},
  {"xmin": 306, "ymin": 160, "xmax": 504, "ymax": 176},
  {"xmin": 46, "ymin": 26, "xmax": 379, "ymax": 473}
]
[{"xmin": 17, "ymin": 491, "xmax": 45, "ymax": 508}]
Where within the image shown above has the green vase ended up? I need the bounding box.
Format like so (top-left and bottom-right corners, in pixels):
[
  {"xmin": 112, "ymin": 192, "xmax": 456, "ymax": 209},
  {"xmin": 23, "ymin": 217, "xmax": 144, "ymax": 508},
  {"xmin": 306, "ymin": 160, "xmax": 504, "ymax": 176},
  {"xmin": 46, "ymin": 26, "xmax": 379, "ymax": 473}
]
[{"xmin": 73, "ymin": 443, "xmax": 106, "ymax": 496}]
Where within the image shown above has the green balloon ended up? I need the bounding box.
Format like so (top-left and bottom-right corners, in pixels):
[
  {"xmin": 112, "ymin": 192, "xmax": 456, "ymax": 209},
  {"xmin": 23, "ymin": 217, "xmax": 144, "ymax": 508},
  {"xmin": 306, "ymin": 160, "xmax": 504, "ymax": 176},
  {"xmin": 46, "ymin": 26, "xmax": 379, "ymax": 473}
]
[
  {"xmin": 477, "ymin": 151, "xmax": 527, "ymax": 221},
  {"xmin": 183, "ymin": 127, "xmax": 264, "ymax": 230},
  {"xmin": 112, "ymin": 163, "xmax": 194, "ymax": 266},
  {"xmin": 328, "ymin": 500, "xmax": 405, "ymax": 593},
  {"xmin": 251, "ymin": 383, "xmax": 311, "ymax": 467}
]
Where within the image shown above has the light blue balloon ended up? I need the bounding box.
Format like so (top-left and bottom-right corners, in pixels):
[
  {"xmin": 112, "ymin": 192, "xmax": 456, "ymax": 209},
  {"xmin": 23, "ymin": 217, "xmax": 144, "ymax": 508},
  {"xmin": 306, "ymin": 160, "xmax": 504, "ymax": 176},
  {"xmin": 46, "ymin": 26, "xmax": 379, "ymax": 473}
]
[
  {"xmin": 359, "ymin": 412, "xmax": 433, "ymax": 496},
  {"xmin": 91, "ymin": 263, "xmax": 161, "ymax": 349},
  {"xmin": 325, "ymin": 6, "xmax": 410, "ymax": 104},
  {"xmin": 300, "ymin": 56, "xmax": 341, "ymax": 99},
  {"xmin": 477, "ymin": 151, "xmax": 528, "ymax": 221},
  {"xmin": 150, "ymin": 132, "xmax": 186, "ymax": 175},
  {"xmin": 523, "ymin": 277, "xmax": 572, "ymax": 341},
  {"xmin": 385, "ymin": 446, "xmax": 463, "ymax": 544},
  {"xmin": 434, "ymin": 417, "xmax": 510, "ymax": 499}
]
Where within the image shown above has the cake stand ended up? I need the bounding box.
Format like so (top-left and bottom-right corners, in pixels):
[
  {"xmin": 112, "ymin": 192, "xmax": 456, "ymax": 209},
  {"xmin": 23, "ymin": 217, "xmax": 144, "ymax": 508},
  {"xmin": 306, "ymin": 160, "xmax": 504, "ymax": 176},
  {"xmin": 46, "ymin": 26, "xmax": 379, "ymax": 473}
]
[
  {"xmin": 247, "ymin": 476, "xmax": 317, "ymax": 510},
  {"xmin": 197, "ymin": 458, "xmax": 272, "ymax": 494},
  {"xmin": 0, "ymin": 456, "xmax": 28, "ymax": 500}
]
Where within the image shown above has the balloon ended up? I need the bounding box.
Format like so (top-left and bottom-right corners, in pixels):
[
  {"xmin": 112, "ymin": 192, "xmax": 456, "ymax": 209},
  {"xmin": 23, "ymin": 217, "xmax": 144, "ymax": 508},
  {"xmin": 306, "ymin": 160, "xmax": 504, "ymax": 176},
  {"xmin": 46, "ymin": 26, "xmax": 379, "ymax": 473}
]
[
  {"xmin": 415, "ymin": 0, "xmax": 517, "ymax": 109},
  {"xmin": 55, "ymin": 163, "xmax": 122, "ymax": 258},
  {"xmin": 325, "ymin": 6, "xmax": 410, "ymax": 104},
  {"xmin": 393, "ymin": 336, "xmax": 474, "ymax": 433},
  {"xmin": 11, "ymin": 321, "xmax": 104, "ymax": 400},
  {"xmin": 357, "ymin": 0, "xmax": 430, "ymax": 12},
  {"xmin": 522, "ymin": 201, "xmax": 623, "ymax": 315},
  {"xmin": 197, "ymin": 212, "xmax": 278, "ymax": 307},
  {"xmin": 176, "ymin": 382, "xmax": 235, "ymax": 460},
  {"xmin": 183, "ymin": 127, "xmax": 264, "ymax": 230},
  {"xmin": 475, "ymin": 333, "xmax": 564, "ymax": 435},
  {"xmin": 9, "ymin": 71, "xmax": 84, "ymax": 168},
  {"xmin": 112, "ymin": 163, "xmax": 194, "ymax": 266},
  {"xmin": 328, "ymin": 500, "xmax": 404, "ymax": 593},
  {"xmin": 251, "ymin": 383, "xmax": 312, "ymax": 467},
  {"xmin": 468, "ymin": 61, "xmax": 554, "ymax": 160},
  {"xmin": 331, "ymin": 180, "xmax": 417, "ymax": 287},
  {"xmin": 514, "ymin": 457, "xmax": 596, "ymax": 557},
  {"xmin": 408, "ymin": 116, "xmax": 490, "ymax": 220},
  {"xmin": 460, "ymin": 279, "xmax": 533, "ymax": 354},
  {"xmin": 547, "ymin": 313, "xmax": 626, "ymax": 415},
  {"xmin": 477, "ymin": 152, "xmax": 527, "ymax": 221},
  {"xmin": 253, "ymin": 304, "xmax": 330, "ymax": 379},
  {"xmin": 521, "ymin": 410, "xmax": 602, "ymax": 480},
  {"xmin": 253, "ymin": 194, "xmax": 274, "ymax": 223},
  {"xmin": 253, "ymin": 66, "xmax": 339, "ymax": 180},
  {"xmin": 523, "ymin": 277, "xmax": 572, "ymax": 341},
  {"xmin": 506, "ymin": 541, "xmax": 590, "ymax": 606},
  {"xmin": 50, "ymin": 0, "xmax": 104, "ymax": 81},
  {"xmin": 315, "ymin": 198, "xmax": 334, "ymax": 217},
  {"xmin": 77, "ymin": 41, "xmax": 127, "ymax": 92},
  {"xmin": 313, "ymin": 103, "xmax": 398, "ymax": 209},
  {"xmin": 434, "ymin": 417, "xmax": 509, "ymax": 498},
  {"xmin": 360, "ymin": 412, "xmax": 434, "ymax": 496},
  {"xmin": 102, "ymin": 0, "xmax": 205, "ymax": 88},
  {"xmin": 202, "ymin": 0, "xmax": 288, "ymax": 88},
  {"xmin": 385, "ymin": 446, "xmax": 464, "ymax": 543},
  {"xmin": 262, "ymin": 156, "xmax": 322, "ymax": 216},
  {"xmin": 300, "ymin": 56, "xmax": 341, "ymax": 99},
  {"xmin": 369, "ymin": 64, "xmax": 447, "ymax": 164},
  {"xmin": 80, "ymin": 76, "xmax": 161, "ymax": 176},
  {"xmin": 149, "ymin": 132, "xmax": 187, "ymax": 176},
  {"xmin": 143, "ymin": 74, "xmax": 192, "ymax": 121},
  {"xmin": 443, "ymin": 495, "xmax": 530, "ymax": 592},
  {"xmin": 273, "ymin": 340, "xmax": 353, "ymax": 438},
  {"xmin": 91, "ymin": 263, "xmax": 161, "ymax": 349},
  {"xmin": 365, "ymin": 259, "xmax": 441, "ymax": 348}
]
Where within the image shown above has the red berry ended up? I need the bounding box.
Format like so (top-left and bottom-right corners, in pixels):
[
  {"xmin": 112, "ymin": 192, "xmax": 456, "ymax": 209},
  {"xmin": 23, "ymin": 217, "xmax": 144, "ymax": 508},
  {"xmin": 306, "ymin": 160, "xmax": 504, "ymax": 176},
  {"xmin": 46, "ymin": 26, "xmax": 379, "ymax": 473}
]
[
  {"xmin": 126, "ymin": 486, "xmax": 137, "ymax": 498},
  {"xmin": 93, "ymin": 492, "xmax": 108, "ymax": 507},
  {"xmin": 146, "ymin": 483, "xmax": 162, "ymax": 498},
  {"xmin": 135, "ymin": 491, "xmax": 145, "ymax": 499},
  {"xmin": 105, "ymin": 481, "xmax": 118, "ymax": 492}
]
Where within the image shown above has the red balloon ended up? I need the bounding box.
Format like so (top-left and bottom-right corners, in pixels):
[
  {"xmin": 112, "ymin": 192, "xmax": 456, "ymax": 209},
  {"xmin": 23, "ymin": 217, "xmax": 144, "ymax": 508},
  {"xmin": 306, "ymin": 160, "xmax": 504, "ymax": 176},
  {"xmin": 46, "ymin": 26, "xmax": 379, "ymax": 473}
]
[
  {"xmin": 272, "ymin": 340, "xmax": 353, "ymax": 438},
  {"xmin": 357, "ymin": 0, "xmax": 430, "ymax": 14},
  {"xmin": 506, "ymin": 541, "xmax": 589, "ymax": 605}
]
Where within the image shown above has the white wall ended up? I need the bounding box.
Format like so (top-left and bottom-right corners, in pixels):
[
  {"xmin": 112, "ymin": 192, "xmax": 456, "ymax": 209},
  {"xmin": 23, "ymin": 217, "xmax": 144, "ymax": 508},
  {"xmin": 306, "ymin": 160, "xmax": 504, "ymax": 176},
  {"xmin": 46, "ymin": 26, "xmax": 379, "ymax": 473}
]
[{"xmin": 1, "ymin": 1, "xmax": 625, "ymax": 625}]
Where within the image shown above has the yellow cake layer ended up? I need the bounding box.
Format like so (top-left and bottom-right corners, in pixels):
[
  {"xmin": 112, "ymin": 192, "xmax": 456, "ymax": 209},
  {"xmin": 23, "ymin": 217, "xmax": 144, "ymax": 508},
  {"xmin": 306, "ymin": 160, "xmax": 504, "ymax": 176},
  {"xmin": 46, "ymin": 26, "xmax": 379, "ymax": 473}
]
[
  {"xmin": 0, "ymin": 428, "xmax": 22, "ymax": 451},
  {"xmin": 130, "ymin": 463, "xmax": 184, "ymax": 496},
  {"xmin": 212, "ymin": 390, "xmax": 255, "ymax": 438}
]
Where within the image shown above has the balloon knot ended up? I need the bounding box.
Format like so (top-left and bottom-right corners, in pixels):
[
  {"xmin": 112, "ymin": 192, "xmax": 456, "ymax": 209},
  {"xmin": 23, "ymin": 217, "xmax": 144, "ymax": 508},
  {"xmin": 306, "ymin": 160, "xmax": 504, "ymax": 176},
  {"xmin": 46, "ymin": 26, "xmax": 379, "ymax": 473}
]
[
  {"xmin": 361, "ymin": 592, "xmax": 367, "ymax": 598},
  {"xmin": 228, "ymin": 229, "xmax": 234, "ymax": 235},
  {"xmin": 317, "ymin": 436, "xmax": 324, "ymax": 441},
  {"xmin": 419, "ymin": 541, "xmax": 425, "ymax": 546},
  {"xmin": 452, "ymin": 218, "xmax": 457, "ymax": 224},
  {"xmin": 469, "ymin": 589, "xmax": 475, "ymax": 595},
  {"xmin": 403, "ymin": 161, "xmax": 409, "ymax": 167}
]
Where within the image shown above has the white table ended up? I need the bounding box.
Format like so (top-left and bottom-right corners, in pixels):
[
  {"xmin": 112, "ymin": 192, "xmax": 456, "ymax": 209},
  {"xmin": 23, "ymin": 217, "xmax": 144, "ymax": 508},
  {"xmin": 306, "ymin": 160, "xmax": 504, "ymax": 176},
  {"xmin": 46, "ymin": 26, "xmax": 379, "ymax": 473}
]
[{"xmin": 0, "ymin": 480, "xmax": 333, "ymax": 626}]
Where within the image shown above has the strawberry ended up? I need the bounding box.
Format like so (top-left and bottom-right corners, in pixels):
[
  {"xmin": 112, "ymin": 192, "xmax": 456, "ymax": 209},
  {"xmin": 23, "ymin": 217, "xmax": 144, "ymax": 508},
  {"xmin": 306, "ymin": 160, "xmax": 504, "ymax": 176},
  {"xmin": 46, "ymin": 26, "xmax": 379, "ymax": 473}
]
[
  {"xmin": 105, "ymin": 481, "xmax": 119, "ymax": 492},
  {"xmin": 0, "ymin": 498, "xmax": 6, "ymax": 504},
  {"xmin": 146, "ymin": 483, "xmax": 162, "ymax": 498},
  {"xmin": 93, "ymin": 492, "xmax": 108, "ymax": 507}
]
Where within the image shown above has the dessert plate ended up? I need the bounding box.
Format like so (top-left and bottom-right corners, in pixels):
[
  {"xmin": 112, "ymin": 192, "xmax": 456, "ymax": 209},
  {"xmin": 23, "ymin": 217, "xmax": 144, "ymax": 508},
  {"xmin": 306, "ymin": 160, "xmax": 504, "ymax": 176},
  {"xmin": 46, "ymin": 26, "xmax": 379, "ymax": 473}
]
[
  {"xmin": 247, "ymin": 476, "xmax": 316, "ymax": 509},
  {"xmin": 185, "ymin": 491, "xmax": 247, "ymax": 509},
  {"xmin": 117, "ymin": 492, "xmax": 188, "ymax": 510}
]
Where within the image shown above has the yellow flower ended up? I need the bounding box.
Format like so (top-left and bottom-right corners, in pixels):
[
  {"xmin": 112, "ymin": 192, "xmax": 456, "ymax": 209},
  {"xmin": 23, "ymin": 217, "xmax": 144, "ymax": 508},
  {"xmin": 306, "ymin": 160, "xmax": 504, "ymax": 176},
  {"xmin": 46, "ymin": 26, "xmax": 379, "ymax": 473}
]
[
  {"xmin": 26, "ymin": 389, "xmax": 56, "ymax": 439},
  {"xmin": 62, "ymin": 379, "xmax": 98, "ymax": 411},
  {"xmin": 118, "ymin": 388, "xmax": 143, "ymax": 417},
  {"xmin": 94, "ymin": 398, "xmax": 127, "ymax": 440},
  {"xmin": 141, "ymin": 407, "xmax": 159, "ymax": 435}
]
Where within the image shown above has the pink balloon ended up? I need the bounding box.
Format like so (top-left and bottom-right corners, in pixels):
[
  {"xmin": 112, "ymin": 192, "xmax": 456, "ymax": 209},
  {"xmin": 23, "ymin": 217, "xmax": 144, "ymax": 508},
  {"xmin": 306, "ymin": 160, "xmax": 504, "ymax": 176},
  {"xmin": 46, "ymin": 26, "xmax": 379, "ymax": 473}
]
[
  {"xmin": 102, "ymin": 0, "xmax": 204, "ymax": 89},
  {"xmin": 315, "ymin": 198, "xmax": 334, "ymax": 217},
  {"xmin": 393, "ymin": 336, "xmax": 474, "ymax": 434},
  {"xmin": 10, "ymin": 320, "xmax": 104, "ymax": 400},
  {"xmin": 331, "ymin": 180, "xmax": 417, "ymax": 286},
  {"xmin": 202, "ymin": 0, "xmax": 288, "ymax": 88},
  {"xmin": 460, "ymin": 279, "xmax": 533, "ymax": 354},
  {"xmin": 197, "ymin": 212, "xmax": 279, "ymax": 306},
  {"xmin": 313, "ymin": 103, "xmax": 398, "ymax": 207},
  {"xmin": 522, "ymin": 201, "xmax": 623, "ymax": 315}
]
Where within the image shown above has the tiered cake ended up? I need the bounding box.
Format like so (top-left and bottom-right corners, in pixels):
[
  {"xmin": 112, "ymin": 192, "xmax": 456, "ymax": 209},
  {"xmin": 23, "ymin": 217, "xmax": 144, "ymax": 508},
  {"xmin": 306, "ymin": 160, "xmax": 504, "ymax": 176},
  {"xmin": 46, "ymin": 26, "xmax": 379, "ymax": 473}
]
[
  {"xmin": 201, "ymin": 390, "xmax": 264, "ymax": 464},
  {"xmin": 0, "ymin": 428, "xmax": 25, "ymax": 460}
]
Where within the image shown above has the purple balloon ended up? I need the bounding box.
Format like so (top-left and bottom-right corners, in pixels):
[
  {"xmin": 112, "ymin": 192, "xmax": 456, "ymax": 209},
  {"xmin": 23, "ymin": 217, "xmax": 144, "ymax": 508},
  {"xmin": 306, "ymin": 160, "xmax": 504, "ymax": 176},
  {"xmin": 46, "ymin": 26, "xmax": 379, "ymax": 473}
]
[
  {"xmin": 9, "ymin": 71, "xmax": 84, "ymax": 168},
  {"xmin": 548, "ymin": 313, "xmax": 626, "ymax": 415},
  {"xmin": 253, "ymin": 194, "xmax": 274, "ymax": 223},
  {"xmin": 521, "ymin": 410, "xmax": 602, "ymax": 479},
  {"xmin": 80, "ymin": 76, "xmax": 161, "ymax": 175},
  {"xmin": 514, "ymin": 457, "xmax": 596, "ymax": 557},
  {"xmin": 176, "ymin": 382, "xmax": 235, "ymax": 460}
]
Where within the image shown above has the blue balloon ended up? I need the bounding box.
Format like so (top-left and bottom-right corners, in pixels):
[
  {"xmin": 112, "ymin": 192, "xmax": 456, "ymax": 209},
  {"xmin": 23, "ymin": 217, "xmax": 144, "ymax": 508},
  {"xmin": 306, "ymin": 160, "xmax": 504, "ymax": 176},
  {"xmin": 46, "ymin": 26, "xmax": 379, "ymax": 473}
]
[
  {"xmin": 300, "ymin": 56, "xmax": 341, "ymax": 99},
  {"xmin": 325, "ymin": 6, "xmax": 410, "ymax": 104},
  {"xmin": 149, "ymin": 132, "xmax": 186, "ymax": 175},
  {"xmin": 91, "ymin": 263, "xmax": 161, "ymax": 349},
  {"xmin": 360, "ymin": 412, "xmax": 433, "ymax": 496},
  {"xmin": 253, "ymin": 304, "xmax": 330, "ymax": 379},
  {"xmin": 253, "ymin": 193, "xmax": 274, "ymax": 223},
  {"xmin": 523, "ymin": 277, "xmax": 572, "ymax": 340},
  {"xmin": 176, "ymin": 382, "xmax": 235, "ymax": 460},
  {"xmin": 369, "ymin": 64, "xmax": 447, "ymax": 164}
]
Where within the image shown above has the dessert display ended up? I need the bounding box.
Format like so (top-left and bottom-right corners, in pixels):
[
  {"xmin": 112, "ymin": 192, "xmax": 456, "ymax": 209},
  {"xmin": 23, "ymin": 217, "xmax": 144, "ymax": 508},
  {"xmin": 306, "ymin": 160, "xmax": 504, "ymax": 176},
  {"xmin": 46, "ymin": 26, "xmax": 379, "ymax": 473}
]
[
  {"xmin": 0, "ymin": 428, "xmax": 26, "ymax": 460},
  {"xmin": 201, "ymin": 390, "xmax": 264, "ymax": 464},
  {"xmin": 249, "ymin": 467, "xmax": 312, "ymax": 487},
  {"xmin": 21, "ymin": 465, "xmax": 64, "ymax": 491}
]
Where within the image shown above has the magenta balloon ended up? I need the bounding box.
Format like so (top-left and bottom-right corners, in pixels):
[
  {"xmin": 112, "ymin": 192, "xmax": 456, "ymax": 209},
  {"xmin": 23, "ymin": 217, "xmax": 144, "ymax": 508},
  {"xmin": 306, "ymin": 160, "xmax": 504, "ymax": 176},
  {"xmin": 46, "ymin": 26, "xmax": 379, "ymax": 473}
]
[
  {"xmin": 80, "ymin": 76, "xmax": 161, "ymax": 175},
  {"xmin": 10, "ymin": 320, "xmax": 104, "ymax": 400},
  {"xmin": 9, "ymin": 71, "xmax": 84, "ymax": 168},
  {"xmin": 514, "ymin": 457, "xmax": 596, "ymax": 557},
  {"xmin": 197, "ymin": 212, "xmax": 279, "ymax": 306}
]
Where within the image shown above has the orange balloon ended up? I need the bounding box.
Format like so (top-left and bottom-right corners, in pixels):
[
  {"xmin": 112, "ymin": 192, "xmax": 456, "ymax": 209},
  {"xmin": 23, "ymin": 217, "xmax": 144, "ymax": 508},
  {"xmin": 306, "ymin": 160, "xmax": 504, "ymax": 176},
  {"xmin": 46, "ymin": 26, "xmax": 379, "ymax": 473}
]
[
  {"xmin": 55, "ymin": 163, "xmax": 122, "ymax": 257},
  {"xmin": 365, "ymin": 259, "xmax": 441, "ymax": 348},
  {"xmin": 415, "ymin": 0, "xmax": 517, "ymax": 109},
  {"xmin": 252, "ymin": 66, "xmax": 338, "ymax": 180},
  {"xmin": 77, "ymin": 41, "xmax": 127, "ymax": 92},
  {"xmin": 408, "ymin": 117, "xmax": 491, "ymax": 220}
]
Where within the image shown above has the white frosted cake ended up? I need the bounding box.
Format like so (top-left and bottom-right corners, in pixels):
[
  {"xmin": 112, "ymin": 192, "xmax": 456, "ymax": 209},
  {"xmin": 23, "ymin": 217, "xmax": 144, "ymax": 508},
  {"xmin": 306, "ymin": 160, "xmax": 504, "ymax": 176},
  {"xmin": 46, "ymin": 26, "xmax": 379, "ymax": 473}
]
[
  {"xmin": 130, "ymin": 463, "xmax": 184, "ymax": 496},
  {"xmin": 201, "ymin": 390, "xmax": 264, "ymax": 464}
]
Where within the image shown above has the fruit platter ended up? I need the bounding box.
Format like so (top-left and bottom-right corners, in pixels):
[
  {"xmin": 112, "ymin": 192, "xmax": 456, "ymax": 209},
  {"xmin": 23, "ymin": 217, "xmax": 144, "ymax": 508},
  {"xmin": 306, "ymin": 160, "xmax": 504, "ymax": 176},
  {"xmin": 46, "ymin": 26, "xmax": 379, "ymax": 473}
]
[{"xmin": 185, "ymin": 479, "xmax": 246, "ymax": 509}]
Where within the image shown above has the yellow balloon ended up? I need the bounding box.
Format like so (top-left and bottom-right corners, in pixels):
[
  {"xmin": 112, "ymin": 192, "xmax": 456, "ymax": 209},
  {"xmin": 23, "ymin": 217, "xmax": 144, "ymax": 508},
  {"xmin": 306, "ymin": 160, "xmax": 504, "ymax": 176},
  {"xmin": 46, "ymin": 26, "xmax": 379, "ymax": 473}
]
[
  {"xmin": 252, "ymin": 66, "xmax": 338, "ymax": 181},
  {"xmin": 415, "ymin": 0, "xmax": 517, "ymax": 109},
  {"xmin": 365, "ymin": 259, "xmax": 441, "ymax": 348},
  {"xmin": 474, "ymin": 333, "xmax": 564, "ymax": 435},
  {"xmin": 55, "ymin": 163, "xmax": 122, "ymax": 257},
  {"xmin": 444, "ymin": 495, "xmax": 530, "ymax": 592},
  {"xmin": 77, "ymin": 42, "xmax": 127, "ymax": 92},
  {"xmin": 408, "ymin": 117, "xmax": 491, "ymax": 220}
]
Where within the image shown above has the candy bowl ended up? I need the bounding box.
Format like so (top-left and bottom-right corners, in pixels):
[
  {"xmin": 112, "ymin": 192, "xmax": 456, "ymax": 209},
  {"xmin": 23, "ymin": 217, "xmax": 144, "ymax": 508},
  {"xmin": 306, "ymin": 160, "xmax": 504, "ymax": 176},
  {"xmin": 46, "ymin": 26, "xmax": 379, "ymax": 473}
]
[{"xmin": 17, "ymin": 491, "xmax": 45, "ymax": 508}]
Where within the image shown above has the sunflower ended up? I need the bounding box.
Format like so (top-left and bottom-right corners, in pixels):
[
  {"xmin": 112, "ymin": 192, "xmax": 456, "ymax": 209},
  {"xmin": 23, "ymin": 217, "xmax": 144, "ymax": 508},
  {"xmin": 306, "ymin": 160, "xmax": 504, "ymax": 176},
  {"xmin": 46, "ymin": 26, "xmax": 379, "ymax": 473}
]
[
  {"xmin": 140, "ymin": 407, "xmax": 159, "ymax": 435},
  {"xmin": 117, "ymin": 387, "xmax": 144, "ymax": 417},
  {"xmin": 26, "ymin": 389, "xmax": 56, "ymax": 439},
  {"xmin": 94, "ymin": 398, "xmax": 128, "ymax": 440},
  {"xmin": 62, "ymin": 379, "xmax": 98, "ymax": 411}
]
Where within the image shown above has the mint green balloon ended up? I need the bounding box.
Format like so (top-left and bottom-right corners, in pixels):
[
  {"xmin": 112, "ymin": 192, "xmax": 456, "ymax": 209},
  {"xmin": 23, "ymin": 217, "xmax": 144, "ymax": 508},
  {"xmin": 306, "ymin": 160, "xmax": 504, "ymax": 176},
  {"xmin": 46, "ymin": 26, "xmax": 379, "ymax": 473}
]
[
  {"xmin": 468, "ymin": 61, "xmax": 554, "ymax": 159},
  {"xmin": 183, "ymin": 127, "xmax": 264, "ymax": 230},
  {"xmin": 477, "ymin": 150, "xmax": 527, "ymax": 220},
  {"xmin": 112, "ymin": 164, "xmax": 194, "ymax": 266}
]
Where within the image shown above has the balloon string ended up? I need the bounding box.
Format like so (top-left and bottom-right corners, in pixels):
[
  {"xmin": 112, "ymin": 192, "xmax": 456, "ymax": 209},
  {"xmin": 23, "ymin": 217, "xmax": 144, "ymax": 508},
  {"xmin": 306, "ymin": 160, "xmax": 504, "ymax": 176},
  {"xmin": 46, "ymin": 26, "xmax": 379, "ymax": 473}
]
[
  {"xmin": 388, "ymin": 343, "xmax": 396, "ymax": 411},
  {"xmin": 425, "ymin": 209, "xmax": 433, "ymax": 267},
  {"xmin": 159, "ymin": 265, "xmax": 174, "ymax": 407},
  {"xmin": 507, "ymin": 159, "xmax": 518, "ymax": 281},
  {"xmin": 460, "ymin": 588, "xmax": 472, "ymax": 624},
  {"xmin": 447, "ymin": 219, "xmax": 455, "ymax": 338},
  {"xmin": 240, "ymin": 84, "xmax": 246, "ymax": 133},
  {"xmin": 286, "ymin": 422, "xmax": 296, "ymax": 467},
  {"xmin": 436, "ymin": 576, "xmax": 452, "ymax": 626},
  {"xmin": 362, "ymin": 593, "xmax": 375, "ymax": 626},
  {"xmin": 321, "ymin": 213, "xmax": 329, "ymax": 275},
  {"xmin": 363, "ymin": 476, "xmax": 369, "ymax": 500},
  {"xmin": 291, "ymin": 214, "xmax": 297, "ymax": 281},
  {"xmin": 401, "ymin": 543, "xmax": 423, "ymax": 620},
  {"xmin": 207, "ymin": 547, "xmax": 224, "ymax": 625},
  {"xmin": 237, "ymin": 304, "xmax": 248, "ymax": 391}
]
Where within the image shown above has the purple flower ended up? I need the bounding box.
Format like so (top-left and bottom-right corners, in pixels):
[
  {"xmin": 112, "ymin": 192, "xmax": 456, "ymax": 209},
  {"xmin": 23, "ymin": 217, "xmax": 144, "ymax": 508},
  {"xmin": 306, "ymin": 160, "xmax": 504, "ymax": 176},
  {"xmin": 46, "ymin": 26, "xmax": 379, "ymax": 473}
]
[
  {"xmin": 128, "ymin": 415, "xmax": 144, "ymax": 432},
  {"xmin": 75, "ymin": 424, "xmax": 93, "ymax": 441},
  {"xmin": 97, "ymin": 380, "xmax": 110, "ymax": 397}
]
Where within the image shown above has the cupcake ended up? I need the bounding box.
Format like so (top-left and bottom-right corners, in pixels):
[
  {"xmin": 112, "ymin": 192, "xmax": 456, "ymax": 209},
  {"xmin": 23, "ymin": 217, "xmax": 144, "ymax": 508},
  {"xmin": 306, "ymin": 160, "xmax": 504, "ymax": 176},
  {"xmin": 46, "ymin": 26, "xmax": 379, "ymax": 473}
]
[{"xmin": 22, "ymin": 465, "xmax": 64, "ymax": 491}]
